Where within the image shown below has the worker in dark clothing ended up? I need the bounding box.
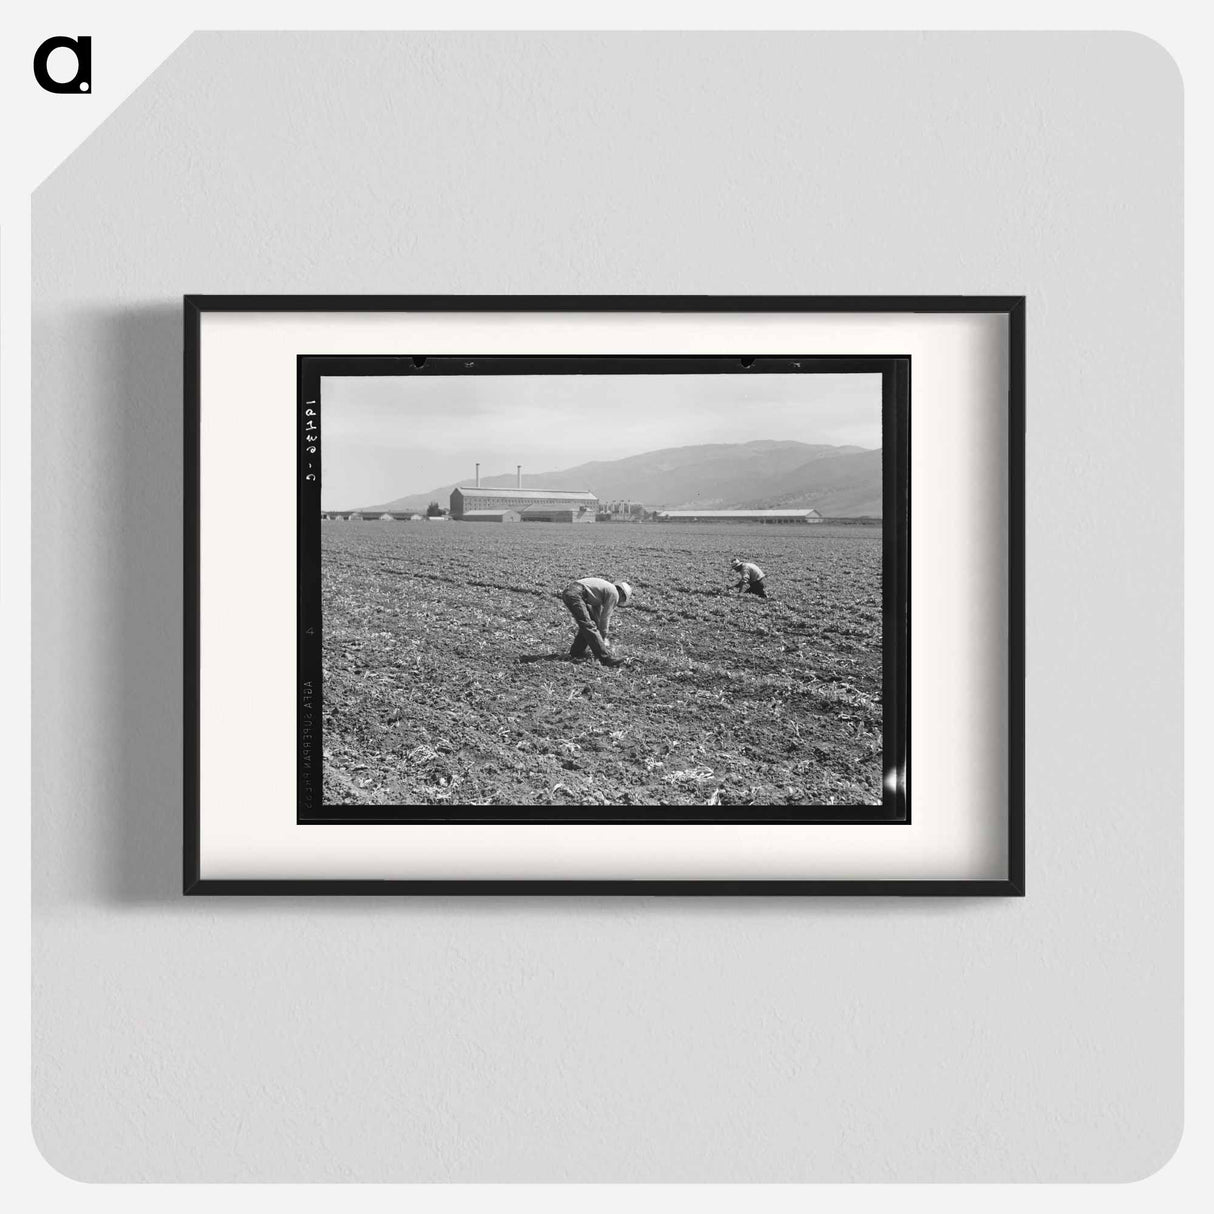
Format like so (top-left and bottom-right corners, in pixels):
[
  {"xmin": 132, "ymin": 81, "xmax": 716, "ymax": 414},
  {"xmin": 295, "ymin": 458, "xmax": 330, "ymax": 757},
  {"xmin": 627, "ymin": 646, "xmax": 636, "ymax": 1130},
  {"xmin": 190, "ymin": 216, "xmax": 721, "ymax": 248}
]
[
  {"xmin": 560, "ymin": 577, "xmax": 633, "ymax": 666},
  {"xmin": 731, "ymin": 557, "xmax": 768, "ymax": 598}
]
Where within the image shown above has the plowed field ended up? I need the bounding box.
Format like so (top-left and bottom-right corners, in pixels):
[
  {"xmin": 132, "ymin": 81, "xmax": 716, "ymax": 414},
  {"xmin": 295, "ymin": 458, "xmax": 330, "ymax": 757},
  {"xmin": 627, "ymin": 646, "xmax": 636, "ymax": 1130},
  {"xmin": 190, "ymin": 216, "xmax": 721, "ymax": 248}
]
[{"xmin": 321, "ymin": 521, "xmax": 883, "ymax": 808}]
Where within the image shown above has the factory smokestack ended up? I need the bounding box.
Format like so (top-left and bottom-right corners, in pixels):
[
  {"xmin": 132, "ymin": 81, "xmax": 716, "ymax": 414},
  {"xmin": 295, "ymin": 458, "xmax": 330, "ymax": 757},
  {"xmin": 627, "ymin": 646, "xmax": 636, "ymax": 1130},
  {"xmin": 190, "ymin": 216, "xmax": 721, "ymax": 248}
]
[
  {"xmin": 516, "ymin": 464, "xmax": 522, "ymax": 489},
  {"xmin": 475, "ymin": 462, "xmax": 480, "ymax": 488}
]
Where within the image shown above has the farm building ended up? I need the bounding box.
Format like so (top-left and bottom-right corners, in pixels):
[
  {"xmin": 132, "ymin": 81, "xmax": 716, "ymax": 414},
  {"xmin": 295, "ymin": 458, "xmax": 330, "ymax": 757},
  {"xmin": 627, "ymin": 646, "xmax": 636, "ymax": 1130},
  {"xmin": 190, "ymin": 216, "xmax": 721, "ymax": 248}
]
[
  {"xmin": 449, "ymin": 485, "xmax": 599, "ymax": 520},
  {"xmin": 460, "ymin": 509, "xmax": 521, "ymax": 523},
  {"xmin": 520, "ymin": 504, "xmax": 595, "ymax": 524},
  {"xmin": 657, "ymin": 509, "xmax": 824, "ymax": 524},
  {"xmin": 383, "ymin": 512, "xmax": 423, "ymax": 521}
]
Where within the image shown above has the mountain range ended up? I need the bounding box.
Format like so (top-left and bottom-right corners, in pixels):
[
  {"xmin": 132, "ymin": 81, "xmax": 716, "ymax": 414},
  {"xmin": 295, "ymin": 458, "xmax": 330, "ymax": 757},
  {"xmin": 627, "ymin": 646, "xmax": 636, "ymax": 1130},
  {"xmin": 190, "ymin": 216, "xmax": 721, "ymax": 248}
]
[{"xmin": 356, "ymin": 439, "xmax": 882, "ymax": 517}]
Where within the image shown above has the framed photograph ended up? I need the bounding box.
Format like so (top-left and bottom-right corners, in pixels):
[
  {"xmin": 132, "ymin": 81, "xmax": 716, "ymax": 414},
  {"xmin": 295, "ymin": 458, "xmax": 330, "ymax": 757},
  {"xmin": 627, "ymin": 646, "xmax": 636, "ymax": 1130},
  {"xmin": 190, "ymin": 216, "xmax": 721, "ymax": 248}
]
[{"xmin": 185, "ymin": 296, "xmax": 1024, "ymax": 894}]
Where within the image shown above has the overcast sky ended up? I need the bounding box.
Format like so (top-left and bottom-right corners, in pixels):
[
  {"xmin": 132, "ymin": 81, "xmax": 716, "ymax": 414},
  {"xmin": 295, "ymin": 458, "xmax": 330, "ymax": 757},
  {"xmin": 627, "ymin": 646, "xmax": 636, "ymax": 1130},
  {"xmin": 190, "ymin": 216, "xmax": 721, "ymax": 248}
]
[{"xmin": 320, "ymin": 372, "xmax": 881, "ymax": 509}]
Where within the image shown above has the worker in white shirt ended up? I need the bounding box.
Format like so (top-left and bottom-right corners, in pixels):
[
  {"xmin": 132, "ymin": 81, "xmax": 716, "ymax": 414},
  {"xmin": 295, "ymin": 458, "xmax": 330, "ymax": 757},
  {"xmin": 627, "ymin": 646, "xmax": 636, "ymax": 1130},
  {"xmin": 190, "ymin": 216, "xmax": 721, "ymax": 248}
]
[
  {"xmin": 560, "ymin": 577, "xmax": 633, "ymax": 665},
  {"xmin": 731, "ymin": 557, "xmax": 768, "ymax": 598}
]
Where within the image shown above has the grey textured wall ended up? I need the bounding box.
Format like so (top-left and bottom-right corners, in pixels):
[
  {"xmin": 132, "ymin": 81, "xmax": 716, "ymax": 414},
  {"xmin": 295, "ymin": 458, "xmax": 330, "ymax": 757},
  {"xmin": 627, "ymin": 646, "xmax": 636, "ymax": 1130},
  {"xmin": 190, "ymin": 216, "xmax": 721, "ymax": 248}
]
[{"xmin": 32, "ymin": 33, "xmax": 1182, "ymax": 1181}]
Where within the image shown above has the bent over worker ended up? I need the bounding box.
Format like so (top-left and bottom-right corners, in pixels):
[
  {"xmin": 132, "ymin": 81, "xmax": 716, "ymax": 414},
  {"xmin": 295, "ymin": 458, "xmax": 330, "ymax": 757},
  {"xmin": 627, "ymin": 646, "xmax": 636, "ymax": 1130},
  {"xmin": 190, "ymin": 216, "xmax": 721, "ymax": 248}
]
[
  {"xmin": 560, "ymin": 577, "xmax": 633, "ymax": 666},
  {"xmin": 731, "ymin": 557, "xmax": 768, "ymax": 598}
]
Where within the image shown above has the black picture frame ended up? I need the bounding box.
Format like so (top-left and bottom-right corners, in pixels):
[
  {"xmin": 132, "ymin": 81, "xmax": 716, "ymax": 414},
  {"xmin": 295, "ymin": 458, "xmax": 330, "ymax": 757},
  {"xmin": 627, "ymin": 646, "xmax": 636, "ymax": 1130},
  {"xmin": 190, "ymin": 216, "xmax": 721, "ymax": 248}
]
[{"xmin": 184, "ymin": 295, "xmax": 1025, "ymax": 896}]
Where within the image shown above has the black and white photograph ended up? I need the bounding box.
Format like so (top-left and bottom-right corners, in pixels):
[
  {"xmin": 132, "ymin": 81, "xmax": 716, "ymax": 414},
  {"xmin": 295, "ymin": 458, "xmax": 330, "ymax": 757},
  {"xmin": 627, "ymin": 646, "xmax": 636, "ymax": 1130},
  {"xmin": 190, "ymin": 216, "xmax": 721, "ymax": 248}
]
[{"xmin": 299, "ymin": 355, "xmax": 909, "ymax": 822}]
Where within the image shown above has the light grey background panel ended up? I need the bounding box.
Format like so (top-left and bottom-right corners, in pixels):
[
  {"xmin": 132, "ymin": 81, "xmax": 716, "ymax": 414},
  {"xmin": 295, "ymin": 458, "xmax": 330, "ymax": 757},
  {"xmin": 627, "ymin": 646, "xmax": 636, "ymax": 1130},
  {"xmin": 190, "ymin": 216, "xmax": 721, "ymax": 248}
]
[{"xmin": 32, "ymin": 33, "xmax": 1181, "ymax": 1181}]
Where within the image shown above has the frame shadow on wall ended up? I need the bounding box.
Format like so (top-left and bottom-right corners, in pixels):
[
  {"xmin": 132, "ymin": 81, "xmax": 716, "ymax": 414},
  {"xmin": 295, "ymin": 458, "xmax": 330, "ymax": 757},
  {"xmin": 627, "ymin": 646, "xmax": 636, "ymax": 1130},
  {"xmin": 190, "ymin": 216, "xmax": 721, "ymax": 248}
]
[{"xmin": 96, "ymin": 305, "xmax": 186, "ymax": 904}]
